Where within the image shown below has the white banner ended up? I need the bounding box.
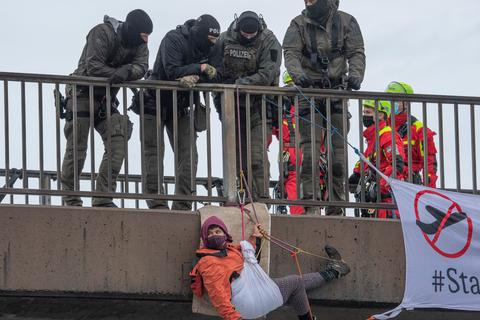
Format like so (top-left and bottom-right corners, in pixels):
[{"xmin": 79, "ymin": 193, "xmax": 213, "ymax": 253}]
[{"xmin": 372, "ymin": 179, "xmax": 480, "ymax": 319}]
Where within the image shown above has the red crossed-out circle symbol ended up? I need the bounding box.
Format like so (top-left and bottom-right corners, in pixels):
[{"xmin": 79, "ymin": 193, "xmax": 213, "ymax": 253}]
[{"xmin": 414, "ymin": 190, "xmax": 473, "ymax": 259}]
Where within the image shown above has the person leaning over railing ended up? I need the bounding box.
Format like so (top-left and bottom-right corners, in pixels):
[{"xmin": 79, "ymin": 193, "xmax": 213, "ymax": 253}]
[
  {"xmin": 61, "ymin": 10, "xmax": 152, "ymax": 207},
  {"xmin": 138, "ymin": 15, "xmax": 221, "ymax": 210},
  {"xmin": 210, "ymin": 11, "xmax": 282, "ymax": 202},
  {"xmin": 385, "ymin": 81, "xmax": 438, "ymax": 188},
  {"xmin": 283, "ymin": 0, "xmax": 366, "ymax": 216},
  {"xmin": 348, "ymin": 100, "xmax": 406, "ymax": 219}
]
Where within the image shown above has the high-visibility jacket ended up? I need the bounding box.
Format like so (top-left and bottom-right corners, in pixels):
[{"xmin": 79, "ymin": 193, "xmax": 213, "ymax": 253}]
[
  {"xmin": 388, "ymin": 113, "xmax": 438, "ymax": 188},
  {"xmin": 272, "ymin": 104, "xmax": 304, "ymax": 215},
  {"xmin": 354, "ymin": 121, "xmax": 406, "ymax": 195},
  {"xmin": 190, "ymin": 240, "xmax": 255, "ymax": 320}
]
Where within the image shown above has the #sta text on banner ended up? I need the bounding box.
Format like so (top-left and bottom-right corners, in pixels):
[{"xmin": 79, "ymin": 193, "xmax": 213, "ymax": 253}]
[{"xmin": 372, "ymin": 179, "xmax": 480, "ymax": 319}]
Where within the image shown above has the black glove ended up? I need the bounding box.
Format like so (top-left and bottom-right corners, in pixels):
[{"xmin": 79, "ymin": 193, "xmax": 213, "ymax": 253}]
[
  {"xmin": 347, "ymin": 76, "xmax": 362, "ymax": 90},
  {"xmin": 296, "ymin": 74, "xmax": 314, "ymax": 88},
  {"xmin": 109, "ymin": 66, "xmax": 131, "ymax": 85},
  {"xmin": 348, "ymin": 173, "xmax": 360, "ymax": 193}
]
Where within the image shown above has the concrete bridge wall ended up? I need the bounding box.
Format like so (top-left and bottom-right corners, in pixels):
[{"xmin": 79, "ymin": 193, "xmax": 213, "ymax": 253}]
[{"xmin": 0, "ymin": 205, "xmax": 405, "ymax": 303}]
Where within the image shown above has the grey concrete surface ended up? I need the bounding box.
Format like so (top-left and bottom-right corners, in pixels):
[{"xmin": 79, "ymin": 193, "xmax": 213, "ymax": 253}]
[
  {"xmin": 0, "ymin": 297, "xmax": 478, "ymax": 320},
  {"xmin": 0, "ymin": 205, "xmax": 405, "ymax": 304}
]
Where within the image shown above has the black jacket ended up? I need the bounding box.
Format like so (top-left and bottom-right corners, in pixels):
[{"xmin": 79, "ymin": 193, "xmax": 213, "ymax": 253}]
[
  {"xmin": 149, "ymin": 20, "xmax": 220, "ymax": 115},
  {"xmin": 151, "ymin": 20, "xmax": 218, "ymax": 82}
]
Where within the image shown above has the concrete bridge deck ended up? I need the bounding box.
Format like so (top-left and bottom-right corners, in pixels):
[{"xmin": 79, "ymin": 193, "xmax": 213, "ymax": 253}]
[{"xmin": 0, "ymin": 204, "xmax": 478, "ymax": 319}]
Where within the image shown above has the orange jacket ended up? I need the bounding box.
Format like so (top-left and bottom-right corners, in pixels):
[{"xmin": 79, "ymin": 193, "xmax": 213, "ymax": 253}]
[
  {"xmin": 388, "ymin": 113, "xmax": 438, "ymax": 188},
  {"xmin": 354, "ymin": 121, "xmax": 406, "ymax": 195},
  {"xmin": 190, "ymin": 240, "xmax": 256, "ymax": 320}
]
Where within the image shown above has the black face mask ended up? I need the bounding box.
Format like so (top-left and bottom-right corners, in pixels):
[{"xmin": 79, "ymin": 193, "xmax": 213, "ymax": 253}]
[
  {"xmin": 191, "ymin": 28, "xmax": 215, "ymax": 54},
  {"xmin": 238, "ymin": 34, "xmax": 258, "ymax": 45},
  {"xmin": 122, "ymin": 24, "xmax": 145, "ymax": 47},
  {"xmin": 206, "ymin": 235, "xmax": 227, "ymax": 250},
  {"xmin": 362, "ymin": 115, "xmax": 375, "ymax": 128},
  {"xmin": 306, "ymin": 0, "xmax": 330, "ymax": 20}
]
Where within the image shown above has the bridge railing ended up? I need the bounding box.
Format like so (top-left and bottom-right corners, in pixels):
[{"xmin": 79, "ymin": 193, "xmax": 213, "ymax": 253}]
[{"xmin": 1, "ymin": 71, "xmax": 479, "ymax": 215}]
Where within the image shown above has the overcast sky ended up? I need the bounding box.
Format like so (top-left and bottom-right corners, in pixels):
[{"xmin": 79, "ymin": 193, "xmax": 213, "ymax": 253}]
[
  {"xmin": 1, "ymin": 0, "xmax": 479, "ymax": 95},
  {"xmin": 1, "ymin": 0, "xmax": 480, "ymax": 207}
]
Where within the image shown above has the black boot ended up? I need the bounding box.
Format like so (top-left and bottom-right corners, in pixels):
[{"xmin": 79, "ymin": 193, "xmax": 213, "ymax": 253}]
[{"xmin": 323, "ymin": 245, "xmax": 351, "ymax": 279}]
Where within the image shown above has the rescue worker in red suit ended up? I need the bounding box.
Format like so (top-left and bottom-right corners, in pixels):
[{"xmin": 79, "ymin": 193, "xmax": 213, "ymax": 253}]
[
  {"xmin": 190, "ymin": 215, "xmax": 350, "ymax": 320},
  {"xmin": 349, "ymin": 100, "xmax": 406, "ymax": 219},
  {"xmin": 272, "ymin": 71, "xmax": 305, "ymax": 215},
  {"xmin": 385, "ymin": 81, "xmax": 438, "ymax": 188}
]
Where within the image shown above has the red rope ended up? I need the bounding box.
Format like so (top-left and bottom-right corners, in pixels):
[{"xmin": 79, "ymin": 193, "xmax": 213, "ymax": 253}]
[{"xmin": 240, "ymin": 201, "xmax": 245, "ymax": 240}]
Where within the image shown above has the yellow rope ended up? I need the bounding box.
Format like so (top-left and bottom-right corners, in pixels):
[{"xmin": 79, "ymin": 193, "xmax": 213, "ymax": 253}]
[
  {"xmin": 259, "ymin": 227, "xmax": 346, "ymax": 263},
  {"xmin": 239, "ymin": 170, "xmax": 245, "ymax": 193}
]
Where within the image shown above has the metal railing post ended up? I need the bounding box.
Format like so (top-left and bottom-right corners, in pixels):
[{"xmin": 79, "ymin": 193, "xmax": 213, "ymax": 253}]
[
  {"xmin": 40, "ymin": 175, "xmax": 51, "ymax": 205},
  {"xmin": 222, "ymin": 89, "xmax": 237, "ymax": 203}
]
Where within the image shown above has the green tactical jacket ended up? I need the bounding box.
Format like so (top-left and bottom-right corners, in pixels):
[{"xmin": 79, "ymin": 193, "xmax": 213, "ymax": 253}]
[
  {"xmin": 71, "ymin": 15, "xmax": 149, "ymax": 96},
  {"xmin": 213, "ymin": 20, "xmax": 282, "ymax": 86},
  {"xmin": 283, "ymin": 0, "xmax": 365, "ymax": 85}
]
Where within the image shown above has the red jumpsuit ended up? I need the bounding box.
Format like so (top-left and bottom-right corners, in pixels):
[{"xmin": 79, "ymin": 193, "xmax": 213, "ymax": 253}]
[
  {"xmin": 354, "ymin": 121, "xmax": 406, "ymax": 219},
  {"xmin": 272, "ymin": 105, "xmax": 305, "ymax": 215},
  {"xmin": 388, "ymin": 114, "xmax": 438, "ymax": 188}
]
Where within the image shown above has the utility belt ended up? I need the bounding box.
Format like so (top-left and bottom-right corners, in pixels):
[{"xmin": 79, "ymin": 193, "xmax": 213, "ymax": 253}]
[
  {"xmin": 54, "ymin": 89, "xmax": 120, "ymax": 126},
  {"xmin": 65, "ymin": 100, "xmax": 120, "ymax": 126},
  {"xmin": 133, "ymin": 104, "xmax": 190, "ymax": 119},
  {"xmin": 128, "ymin": 89, "xmax": 192, "ymax": 119}
]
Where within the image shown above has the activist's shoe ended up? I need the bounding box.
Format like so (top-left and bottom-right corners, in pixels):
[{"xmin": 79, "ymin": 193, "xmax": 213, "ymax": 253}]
[
  {"xmin": 325, "ymin": 245, "xmax": 342, "ymax": 260},
  {"xmin": 325, "ymin": 245, "xmax": 350, "ymax": 278}
]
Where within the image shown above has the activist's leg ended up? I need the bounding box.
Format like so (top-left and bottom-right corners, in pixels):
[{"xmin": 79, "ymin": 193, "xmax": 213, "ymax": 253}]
[
  {"xmin": 272, "ymin": 274, "xmax": 311, "ymax": 319},
  {"xmin": 272, "ymin": 246, "xmax": 350, "ymax": 319}
]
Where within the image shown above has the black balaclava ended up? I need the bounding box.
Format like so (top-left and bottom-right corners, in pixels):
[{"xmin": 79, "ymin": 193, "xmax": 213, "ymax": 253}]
[
  {"xmin": 191, "ymin": 14, "xmax": 221, "ymax": 54},
  {"xmin": 121, "ymin": 9, "xmax": 153, "ymax": 47},
  {"xmin": 306, "ymin": 0, "xmax": 330, "ymax": 21},
  {"xmin": 237, "ymin": 11, "xmax": 261, "ymax": 45}
]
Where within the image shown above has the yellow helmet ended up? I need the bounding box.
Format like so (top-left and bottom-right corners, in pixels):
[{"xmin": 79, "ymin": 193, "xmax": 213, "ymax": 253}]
[
  {"xmin": 363, "ymin": 100, "xmax": 392, "ymax": 117},
  {"xmin": 385, "ymin": 81, "xmax": 414, "ymax": 94}
]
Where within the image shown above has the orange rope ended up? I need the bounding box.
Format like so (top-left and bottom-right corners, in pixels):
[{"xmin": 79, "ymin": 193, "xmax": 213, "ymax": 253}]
[{"xmin": 292, "ymin": 250, "xmax": 314, "ymax": 319}]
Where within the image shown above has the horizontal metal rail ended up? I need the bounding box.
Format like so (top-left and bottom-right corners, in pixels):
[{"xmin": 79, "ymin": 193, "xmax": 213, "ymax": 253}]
[
  {"xmin": 1, "ymin": 71, "xmax": 479, "ymax": 215},
  {"xmin": 1, "ymin": 71, "xmax": 479, "ymax": 104}
]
